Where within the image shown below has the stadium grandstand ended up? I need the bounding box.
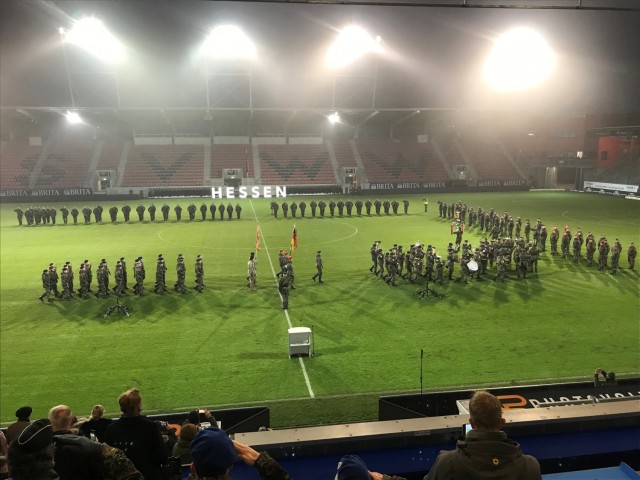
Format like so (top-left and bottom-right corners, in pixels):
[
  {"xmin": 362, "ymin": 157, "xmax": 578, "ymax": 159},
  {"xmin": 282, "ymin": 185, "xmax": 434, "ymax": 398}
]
[{"xmin": 1, "ymin": 0, "xmax": 639, "ymax": 478}]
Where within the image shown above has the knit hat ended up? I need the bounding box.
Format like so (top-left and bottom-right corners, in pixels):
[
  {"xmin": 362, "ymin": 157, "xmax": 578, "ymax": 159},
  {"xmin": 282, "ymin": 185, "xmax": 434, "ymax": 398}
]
[
  {"xmin": 191, "ymin": 427, "xmax": 237, "ymax": 476},
  {"xmin": 15, "ymin": 406, "xmax": 32, "ymax": 419},
  {"xmin": 15, "ymin": 419, "xmax": 53, "ymax": 453},
  {"xmin": 336, "ymin": 455, "xmax": 369, "ymax": 480}
]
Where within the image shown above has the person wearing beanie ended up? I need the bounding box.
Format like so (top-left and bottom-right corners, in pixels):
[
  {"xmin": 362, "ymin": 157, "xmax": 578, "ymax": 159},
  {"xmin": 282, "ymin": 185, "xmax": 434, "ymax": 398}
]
[
  {"xmin": 6, "ymin": 406, "xmax": 32, "ymax": 444},
  {"xmin": 190, "ymin": 427, "xmax": 291, "ymax": 480},
  {"xmin": 336, "ymin": 455, "xmax": 406, "ymax": 480},
  {"xmin": 172, "ymin": 423, "xmax": 197, "ymax": 464},
  {"xmin": 424, "ymin": 390, "xmax": 540, "ymax": 480}
]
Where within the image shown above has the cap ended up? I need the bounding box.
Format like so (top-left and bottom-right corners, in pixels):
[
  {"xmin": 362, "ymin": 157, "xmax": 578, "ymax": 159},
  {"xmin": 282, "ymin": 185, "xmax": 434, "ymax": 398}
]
[
  {"xmin": 317, "ymin": 250, "xmax": 321, "ymax": 254},
  {"xmin": 15, "ymin": 418, "xmax": 53, "ymax": 453},
  {"xmin": 191, "ymin": 427, "xmax": 237, "ymax": 476},
  {"xmin": 337, "ymin": 455, "xmax": 369, "ymax": 480}
]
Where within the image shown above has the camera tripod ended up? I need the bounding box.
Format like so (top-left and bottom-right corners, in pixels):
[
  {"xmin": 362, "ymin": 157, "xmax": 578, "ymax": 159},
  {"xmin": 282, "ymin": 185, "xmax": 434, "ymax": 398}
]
[{"xmin": 104, "ymin": 297, "xmax": 130, "ymax": 317}]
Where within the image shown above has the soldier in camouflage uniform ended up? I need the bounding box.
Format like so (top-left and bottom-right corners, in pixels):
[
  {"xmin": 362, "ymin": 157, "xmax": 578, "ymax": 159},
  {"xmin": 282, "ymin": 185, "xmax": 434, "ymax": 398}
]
[
  {"xmin": 336, "ymin": 200, "xmax": 344, "ymax": 216},
  {"xmin": 148, "ymin": 203, "xmax": 157, "ymax": 221},
  {"xmin": 494, "ymin": 255, "xmax": 507, "ymax": 283},
  {"xmin": 290, "ymin": 202, "xmax": 298, "ymax": 218},
  {"xmin": 235, "ymin": 203, "xmax": 242, "ymax": 219},
  {"xmin": 161, "ymin": 204, "xmax": 170, "ymax": 221},
  {"xmin": 133, "ymin": 257, "xmax": 145, "ymax": 296},
  {"xmin": 200, "ymin": 203, "xmax": 208, "ymax": 220},
  {"xmin": 282, "ymin": 201, "xmax": 289, "ymax": 218},
  {"xmin": 299, "ymin": 201, "xmax": 306, "ymax": 217},
  {"xmin": 175, "ymin": 204, "xmax": 183, "ymax": 221},
  {"xmin": 109, "ymin": 206, "xmax": 118, "ymax": 222},
  {"xmin": 78, "ymin": 264, "xmax": 89, "ymax": 298},
  {"xmin": 355, "ymin": 200, "xmax": 363, "ymax": 215},
  {"xmin": 585, "ymin": 238, "xmax": 596, "ymax": 266},
  {"xmin": 346, "ymin": 200, "xmax": 353, "ymax": 216},
  {"xmin": 369, "ymin": 242, "xmax": 380, "ymax": 274},
  {"xmin": 628, "ymin": 242, "xmax": 637, "ymax": 270},
  {"xmin": 175, "ymin": 254, "xmax": 187, "ymax": 293},
  {"xmin": 84, "ymin": 259, "xmax": 93, "ymax": 292},
  {"xmin": 278, "ymin": 264, "xmax": 292, "ymax": 309},
  {"xmin": 218, "ymin": 203, "xmax": 225, "ymax": 220},
  {"xmin": 365, "ymin": 199, "xmax": 372, "ymax": 215},
  {"xmin": 210, "ymin": 202, "xmax": 217, "ymax": 220},
  {"xmin": 549, "ymin": 226, "xmax": 559, "ymax": 255},
  {"xmin": 38, "ymin": 268, "xmax": 52, "ymax": 302},
  {"xmin": 155, "ymin": 255, "xmax": 167, "ymax": 294},
  {"xmin": 328, "ymin": 200, "xmax": 336, "ymax": 216},
  {"xmin": 318, "ymin": 200, "xmax": 326, "ymax": 216},
  {"xmin": 187, "ymin": 203, "xmax": 197, "ymax": 221},
  {"xmin": 598, "ymin": 238, "xmax": 610, "ymax": 270},
  {"xmin": 311, "ymin": 251, "xmax": 323, "ymax": 283},
  {"xmin": 195, "ymin": 255, "xmax": 204, "ymax": 293},
  {"xmin": 122, "ymin": 204, "xmax": 131, "ymax": 222},
  {"xmin": 247, "ymin": 252, "xmax": 257, "ymax": 290},
  {"xmin": 310, "ymin": 200, "xmax": 317, "ymax": 217},
  {"xmin": 610, "ymin": 243, "xmax": 621, "ymax": 275},
  {"xmin": 114, "ymin": 261, "xmax": 125, "ymax": 296},
  {"xmin": 572, "ymin": 234, "xmax": 581, "ymax": 262}
]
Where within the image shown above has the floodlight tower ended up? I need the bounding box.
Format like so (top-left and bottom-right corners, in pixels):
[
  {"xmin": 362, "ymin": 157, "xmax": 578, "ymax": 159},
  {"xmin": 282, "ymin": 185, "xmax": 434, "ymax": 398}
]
[
  {"xmin": 326, "ymin": 26, "xmax": 383, "ymax": 110},
  {"xmin": 59, "ymin": 17, "xmax": 124, "ymax": 108},
  {"xmin": 201, "ymin": 25, "xmax": 256, "ymax": 110}
]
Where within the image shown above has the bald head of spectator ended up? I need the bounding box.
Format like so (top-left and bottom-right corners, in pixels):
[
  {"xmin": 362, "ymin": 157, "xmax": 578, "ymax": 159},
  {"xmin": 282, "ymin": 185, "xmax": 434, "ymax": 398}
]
[{"xmin": 48, "ymin": 405, "xmax": 73, "ymax": 433}]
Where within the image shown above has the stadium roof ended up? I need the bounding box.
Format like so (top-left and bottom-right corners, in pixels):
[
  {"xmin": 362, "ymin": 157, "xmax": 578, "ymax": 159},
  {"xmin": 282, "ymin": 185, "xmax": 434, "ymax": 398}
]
[{"xmin": 1, "ymin": 0, "xmax": 639, "ymax": 121}]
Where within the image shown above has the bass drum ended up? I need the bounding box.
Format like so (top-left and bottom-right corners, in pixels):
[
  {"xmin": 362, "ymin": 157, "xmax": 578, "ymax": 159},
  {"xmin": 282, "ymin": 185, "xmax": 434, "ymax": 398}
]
[{"xmin": 467, "ymin": 260, "xmax": 479, "ymax": 272}]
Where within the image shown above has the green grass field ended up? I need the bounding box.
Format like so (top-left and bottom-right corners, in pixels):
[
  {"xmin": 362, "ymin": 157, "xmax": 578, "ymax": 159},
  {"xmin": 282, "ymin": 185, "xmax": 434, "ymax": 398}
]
[{"xmin": 1, "ymin": 192, "xmax": 639, "ymax": 428}]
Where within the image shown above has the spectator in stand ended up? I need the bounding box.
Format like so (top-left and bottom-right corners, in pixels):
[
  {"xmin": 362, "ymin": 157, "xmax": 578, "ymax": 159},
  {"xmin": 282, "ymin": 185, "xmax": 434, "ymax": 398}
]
[
  {"xmin": 104, "ymin": 388, "xmax": 168, "ymax": 480},
  {"xmin": 424, "ymin": 390, "xmax": 540, "ymax": 480},
  {"xmin": 190, "ymin": 427, "xmax": 291, "ymax": 480},
  {"xmin": 79, "ymin": 404, "xmax": 113, "ymax": 442},
  {"xmin": 6, "ymin": 406, "xmax": 32, "ymax": 445},
  {"xmin": 336, "ymin": 454, "xmax": 406, "ymax": 480},
  {"xmin": 185, "ymin": 408, "xmax": 218, "ymax": 429},
  {"xmin": 8, "ymin": 418, "xmax": 143, "ymax": 480},
  {"xmin": 172, "ymin": 423, "xmax": 197, "ymax": 464}
]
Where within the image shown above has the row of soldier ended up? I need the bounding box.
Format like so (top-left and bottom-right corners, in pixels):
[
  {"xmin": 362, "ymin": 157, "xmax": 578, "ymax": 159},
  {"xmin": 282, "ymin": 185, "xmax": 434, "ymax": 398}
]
[
  {"xmin": 15, "ymin": 203, "xmax": 243, "ymax": 225},
  {"xmin": 439, "ymin": 201, "xmax": 637, "ymax": 274},
  {"xmin": 270, "ymin": 199, "xmax": 410, "ymax": 218},
  {"xmin": 38, "ymin": 254, "xmax": 205, "ymax": 302}
]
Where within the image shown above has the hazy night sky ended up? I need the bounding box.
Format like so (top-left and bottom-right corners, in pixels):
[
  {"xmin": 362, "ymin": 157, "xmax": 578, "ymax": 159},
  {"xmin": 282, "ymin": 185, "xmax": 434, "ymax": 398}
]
[{"xmin": 1, "ymin": 0, "xmax": 639, "ymax": 114}]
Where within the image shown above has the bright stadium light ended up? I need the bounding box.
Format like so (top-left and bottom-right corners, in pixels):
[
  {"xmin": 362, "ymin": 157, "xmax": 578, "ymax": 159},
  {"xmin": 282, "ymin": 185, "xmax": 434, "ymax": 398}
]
[
  {"xmin": 65, "ymin": 111, "xmax": 83, "ymax": 124},
  {"xmin": 483, "ymin": 27, "xmax": 556, "ymax": 92},
  {"xmin": 326, "ymin": 25, "xmax": 383, "ymax": 69},
  {"xmin": 61, "ymin": 17, "xmax": 125, "ymax": 64},
  {"xmin": 328, "ymin": 112, "xmax": 340, "ymax": 124},
  {"xmin": 202, "ymin": 25, "xmax": 256, "ymax": 59}
]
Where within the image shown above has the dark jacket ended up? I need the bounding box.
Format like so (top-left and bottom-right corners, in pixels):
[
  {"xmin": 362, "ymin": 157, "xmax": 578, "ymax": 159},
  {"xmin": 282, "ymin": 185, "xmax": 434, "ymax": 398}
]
[
  {"xmin": 424, "ymin": 430, "xmax": 541, "ymax": 480},
  {"xmin": 104, "ymin": 415, "xmax": 167, "ymax": 480},
  {"xmin": 52, "ymin": 433, "xmax": 103, "ymax": 480},
  {"xmin": 79, "ymin": 417, "xmax": 113, "ymax": 443}
]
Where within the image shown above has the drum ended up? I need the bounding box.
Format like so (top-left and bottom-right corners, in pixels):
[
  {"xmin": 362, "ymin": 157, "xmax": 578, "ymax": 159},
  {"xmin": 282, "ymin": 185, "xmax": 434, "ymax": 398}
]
[{"xmin": 467, "ymin": 260, "xmax": 479, "ymax": 272}]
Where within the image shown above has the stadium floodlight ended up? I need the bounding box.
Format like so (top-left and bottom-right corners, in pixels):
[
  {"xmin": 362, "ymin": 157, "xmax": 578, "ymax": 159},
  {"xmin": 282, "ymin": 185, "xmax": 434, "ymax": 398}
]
[
  {"xmin": 328, "ymin": 112, "xmax": 340, "ymax": 124},
  {"xmin": 483, "ymin": 27, "xmax": 556, "ymax": 92},
  {"xmin": 65, "ymin": 111, "xmax": 83, "ymax": 124},
  {"xmin": 60, "ymin": 17, "xmax": 124, "ymax": 64},
  {"xmin": 202, "ymin": 25, "xmax": 256, "ymax": 59},
  {"xmin": 326, "ymin": 25, "xmax": 383, "ymax": 69}
]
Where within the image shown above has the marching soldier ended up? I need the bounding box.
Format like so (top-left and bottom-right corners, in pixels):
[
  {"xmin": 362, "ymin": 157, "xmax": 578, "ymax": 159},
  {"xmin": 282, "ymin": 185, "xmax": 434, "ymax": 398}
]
[
  {"xmin": 148, "ymin": 203, "xmax": 157, "ymax": 221},
  {"xmin": 328, "ymin": 200, "xmax": 336, "ymax": 217},
  {"xmin": 391, "ymin": 200, "xmax": 399, "ymax": 214},
  {"xmin": 628, "ymin": 242, "xmax": 637, "ymax": 270},
  {"xmin": 383, "ymin": 200, "xmax": 390, "ymax": 215},
  {"xmin": 14, "ymin": 207, "xmax": 24, "ymax": 225},
  {"xmin": 374, "ymin": 199, "xmax": 382, "ymax": 215},
  {"xmin": 210, "ymin": 202, "xmax": 217, "ymax": 220},
  {"xmin": 218, "ymin": 203, "xmax": 225, "ymax": 220},
  {"xmin": 299, "ymin": 200, "xmax": 306, "ymax": 217},
  {"xmin": 78, "ymin": 264, "xmax": 89, "ymax": 299},
  {"xmin": 365, "ymin": 199, "xmax": 372, "ymax": 215},
  {"xmin": 109, "ymin": 206, "xmax": 118, "ymax": 222},
  {"xmin": 161, "ymin": 204, "xmax": 170, "ymax": 221},
  {"xmin": 282, "ymin": 201, "xmax": 289, "ymax": 218},
  {"xmin": 310, "ymin": 200, "xmax": 317, "ymax": 217},
  {"xmin": 586, "ymin": 238, "xmax": 596, "ymax": 266},
  {"xmin": 226, "ymin": 203, "xmax": 233, "ymax": 220},
  {"xmin": 290, "ymin": 202, "xmax": 298, "ymax": 218},
  {"xmin": 278, "ymin": 264, "xmax": 292, "ymax": 309},
  {"xmin": 403, "ymin": 199, "xmax": 409, "ymax": 214},
  {"xmin": 70, "ymin": 207, "xmax": 79, "ymax": 224},
  {"xmin": 155, "ymin": 255, "xmax": 167, "ymax": 294},
  {"xmin": 494, "ymin": 255, "xmax": 507, "ymax": 283},
  {"xmin": 92, "ymin": 206, "xmax": 101, "ymax": 223},
  {"xmin": 572, "ymin": 234, "xmax": 581, "ymax": 262},
  {"xmin": 133, "ymin": 257, "xmax": 145, "ymax": 296},
  {"xmin": 174, "ymin": 204, "xmax": 183, "ymax": 221},
  {"xmin": 82, "ymin": 207, "xmax": 92, "ymax": 224},
  {"xmin": 119, "ymin": 257, "xmax": 128, "ymax": 290},
  {"xmin": 114, "ymin": 261, "xmax": 125, "ymax": 296},
  {"xmin": 610, "ymin": 243, "xmax": 621, "ymax": 275},
  {"xmin": 187, "ymin": 203, "xmax": 196, "ymax": 221},
  {"xmin": 121, "ymin": 204, "xmax": 131, "ymax": 222},
  {"xmin": 60, "ymin": 206, "xmax": 69, "ymax": 224},
  {"xmin": 345, "ymin": 199, "xmax": 353, "ymax": 216},
  {"xmin": 598, "ymin": 238, "xmax": 609, "ymax": 270},
  {"xmin": 38, "ymin": 268, "xmax": 52, "ymax": 302},
  {"xmin": 369, "ymin": 242, "xmax": 380, "ymax": 274},
  {"xmin": 271, "ymin": 201, "xmax": 279, "ymax": 218},
  {"xmin": 355, "ymin": 200, "xmax": 363, "ymax": 215},
  {"xmin": 194, "ymin": 255, "xmax": 204, "ymax": 293},
  {"xmin": 318, "ymin": 200, "xmax": 326, "ymax": 217},
  {"xmin": 336, "ymin": 200, "xmax": 344, "ymax": 216},
  {"xmin": 175, "ymin": 254, "xmax": 187, "ymax": 293},
  {"xmin": 49, "ymin": 264, "xmax": 61, "ymax": 298},
  {"xmin": 200, "ymin": 203, "xmax": 208, "ymax": 221},
  {"xmin": 84, "ymin": 259, "xmax": 93, "ymax": 292},
  {"xmin": 312, "ymin": 251, "xmax": 323, "ymax": 283},
  {"xmin": 64, "ymin": 261, "xmax": 74, "ymax": 297},
  {"xmin": 235, "ymin": 203, "xmax": 242, "ymax": 219}
]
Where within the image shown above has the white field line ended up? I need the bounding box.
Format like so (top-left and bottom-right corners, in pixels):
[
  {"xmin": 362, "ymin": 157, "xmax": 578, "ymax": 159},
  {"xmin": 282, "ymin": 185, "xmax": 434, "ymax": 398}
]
[{"xmin": 250, "ymin": 200, "xmax": 314, "ymax": 399}]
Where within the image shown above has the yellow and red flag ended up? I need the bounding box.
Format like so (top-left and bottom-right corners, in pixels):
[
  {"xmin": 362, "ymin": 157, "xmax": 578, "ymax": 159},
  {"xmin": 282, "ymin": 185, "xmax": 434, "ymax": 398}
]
[
  {"xmin": 255, "ymin": 225, "xmax": 261, "ymax": 252},
  {"xmin": 290, "ymin": 224, "xmax": 297, "ymax": 252}
]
